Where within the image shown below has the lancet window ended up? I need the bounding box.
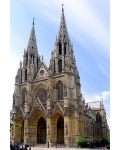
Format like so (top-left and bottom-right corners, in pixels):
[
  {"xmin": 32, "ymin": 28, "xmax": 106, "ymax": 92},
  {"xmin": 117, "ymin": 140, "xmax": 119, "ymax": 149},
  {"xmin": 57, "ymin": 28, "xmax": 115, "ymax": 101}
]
[
  {"xmin": 57, "ymin": 82, "xmax": 63, "ymax": 100},
  {"xmin": 58, "ymin": 59, "xmax": 62, "ymax": 73}
]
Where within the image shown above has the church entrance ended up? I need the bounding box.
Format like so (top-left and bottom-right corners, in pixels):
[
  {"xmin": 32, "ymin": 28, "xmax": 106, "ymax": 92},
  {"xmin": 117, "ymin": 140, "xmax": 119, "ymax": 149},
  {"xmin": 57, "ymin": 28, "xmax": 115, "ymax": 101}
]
[
  {"xmin": 57, "ymin": 116, "xmax": 64, "ymax": 143},
  {"xmin": 21, "ymin": 121, "xmax": 24, "ymax": 143},
  {"xmin": 37, "ymin": 117, "xmax": 46, "ymax": 143}
]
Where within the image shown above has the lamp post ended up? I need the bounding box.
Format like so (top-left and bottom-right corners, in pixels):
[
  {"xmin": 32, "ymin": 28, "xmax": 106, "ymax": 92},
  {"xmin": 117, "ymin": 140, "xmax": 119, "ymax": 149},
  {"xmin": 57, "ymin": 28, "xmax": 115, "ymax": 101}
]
[
  {"xmin": 27, "ymin": 132, "xmax": 33, "ymax": 150},
  {"xmin": 89, "ymin": 135, "xmax": 91, "ymax": 149}
]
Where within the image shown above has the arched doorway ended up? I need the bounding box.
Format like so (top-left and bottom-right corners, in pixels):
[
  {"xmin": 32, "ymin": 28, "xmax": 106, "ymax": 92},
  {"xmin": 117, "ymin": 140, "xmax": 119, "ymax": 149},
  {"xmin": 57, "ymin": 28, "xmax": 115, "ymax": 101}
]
[
  {"xmin": 37, "ymin": 117, "xmax": 46, "ymax": 143},
  {"xmin": 21, "ymin": 121, "xmax": 24, "ymax": 143},
  {"xmin": 57, "ymin": 116, "xmax": 64, "ymax": 143}
]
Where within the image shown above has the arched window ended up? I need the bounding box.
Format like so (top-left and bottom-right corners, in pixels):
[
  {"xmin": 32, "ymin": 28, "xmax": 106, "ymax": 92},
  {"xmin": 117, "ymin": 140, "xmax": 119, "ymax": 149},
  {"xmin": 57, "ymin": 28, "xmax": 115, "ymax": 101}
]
[
  {"xmin": 57, "ymin": 82, "xmax": 63, "ymax": 100},
  {"xmin": 37, "ymin": 57, "xmax": 38, "ymax": 68},
  {"xmin": 59, "ymin": 42, "xmax": 62, "ymax": 55},
  {"xmin": 96, "ymin": 113, "xmax": 102, "ymax": 123},
  {"xmin": 58, "ymin": 59, "xmax": 62, "ymax": 73},
  {"xmin": 36, "ymin": 88, "xmax": 47, "ymax": 103},
  {"xmin": 64, "ymin": 43, "xmax": 67, "ymax": 55},
  {"xmin": 26, "ymin": 55, "xmax": 28, "ymax": 65},
  {"xmin": 25, "ymin": 69, "xmax": 27, "ymax": 81},
  {"xmin": 21, "ymin": 70, "xmax": 22, "ymax": 83}
]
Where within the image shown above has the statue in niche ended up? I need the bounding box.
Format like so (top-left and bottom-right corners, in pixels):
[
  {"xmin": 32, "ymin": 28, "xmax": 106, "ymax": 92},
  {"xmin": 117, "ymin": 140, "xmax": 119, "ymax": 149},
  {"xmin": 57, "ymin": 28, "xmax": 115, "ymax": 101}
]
[
  {"xmin": 65, "ymin": 122, "xmax": 68, "ymax": 136},
  {"xmin": 25, "ymin": 91, "xmax": 27, "ymax": 102},
  {"xmin": 13, "ymin": 92, "xmax": 15, "ymax": 105},
  {"xmin": 47, "ymin": 87, "xmax": 51, "ymax": 99},
  {"xmin": 64, "ymin": 86, "xmax": 67, "ymax": 97},
  {"xmin": 47, "ymin": 124, "xmax": 50, "ymax": 136},
  {"xmin": 20, "ymin": 61, "xmax": 22, "ymax": 68}
]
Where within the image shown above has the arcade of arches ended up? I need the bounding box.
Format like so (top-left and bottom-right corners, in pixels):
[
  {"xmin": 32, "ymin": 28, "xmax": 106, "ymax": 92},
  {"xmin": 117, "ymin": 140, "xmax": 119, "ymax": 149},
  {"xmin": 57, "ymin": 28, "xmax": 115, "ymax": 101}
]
[{"xmin": 12, "ymin": 110, "xmax": 66, "ymax": 146}]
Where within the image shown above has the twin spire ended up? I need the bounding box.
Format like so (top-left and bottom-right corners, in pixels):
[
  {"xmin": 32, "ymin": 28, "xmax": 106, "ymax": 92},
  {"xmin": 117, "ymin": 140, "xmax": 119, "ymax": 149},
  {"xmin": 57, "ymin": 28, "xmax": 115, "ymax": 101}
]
[
  {"xmin": 27, "ymin": 18, "xmax": 38, "ymax": 53},
  {"xmin": 58, "ymin": 4, "xmax": 69, "ymax": 41},
  {"xmin": 27, "ymin": 4, "xmax": 69, "ymax": 53}
]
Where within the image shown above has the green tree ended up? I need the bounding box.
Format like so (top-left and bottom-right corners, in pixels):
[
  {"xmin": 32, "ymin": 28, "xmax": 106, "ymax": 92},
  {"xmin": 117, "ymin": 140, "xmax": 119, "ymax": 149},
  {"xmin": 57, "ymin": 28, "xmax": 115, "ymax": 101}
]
[{"xmin": 10, "ymin": 123, "xmax": 22, "ymax": 131}]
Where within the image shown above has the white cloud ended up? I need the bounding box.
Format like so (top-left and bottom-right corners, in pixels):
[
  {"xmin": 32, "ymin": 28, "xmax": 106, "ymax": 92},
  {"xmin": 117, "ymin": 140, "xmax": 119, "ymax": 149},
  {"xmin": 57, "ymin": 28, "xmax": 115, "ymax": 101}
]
[{"xmin": 84, "ymin": 91, "xmax": 110, "ymax": 102}]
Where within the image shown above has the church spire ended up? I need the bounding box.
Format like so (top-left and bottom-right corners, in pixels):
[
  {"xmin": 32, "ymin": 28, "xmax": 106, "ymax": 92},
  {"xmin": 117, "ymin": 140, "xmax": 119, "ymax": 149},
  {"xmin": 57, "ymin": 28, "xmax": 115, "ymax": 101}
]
[
  {"xmin": 27, "ymin": 18, "xmax": 38, "ymax": 53},
  {"xmin": 58, "ymin": 4, "xmax": 69, "ymax": 41}
]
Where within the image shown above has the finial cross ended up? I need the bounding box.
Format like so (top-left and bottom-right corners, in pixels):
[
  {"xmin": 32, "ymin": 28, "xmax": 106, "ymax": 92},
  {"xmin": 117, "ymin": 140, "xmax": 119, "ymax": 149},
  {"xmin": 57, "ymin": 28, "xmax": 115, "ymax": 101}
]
[
  {"xmin": 62, "ymin": 4, "xmax": 64, "ymax": 11},
  {"xmin": 33, "ymin": 18, "xmax": 35, "ymax": 25}
]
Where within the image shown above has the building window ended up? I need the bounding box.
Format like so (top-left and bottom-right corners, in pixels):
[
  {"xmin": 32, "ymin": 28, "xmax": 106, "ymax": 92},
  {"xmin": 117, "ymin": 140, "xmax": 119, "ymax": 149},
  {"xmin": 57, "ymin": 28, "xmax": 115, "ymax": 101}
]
[
  {"xmin": 64, "ymin": 43, "xmax": 67, "ymax": 55},
  {"xmin": 37, "ymin": 57, "xmax": 38, "ymax": 68},
  {"xmin": 21, "ymin": 70, "xmax": 22, "ymax": 83},
  {"xmin": 25, "ymin": 69, "xmax": 27, "ymax": 81},
  {"xmin": 96, "ymin": 113, "xmax": 102, "ymax": 122},
  {"xmin": 26, "ymin": 55, "xmax": 28, "ymax": 65},
  {"xmin": 58, "ymin": 59, "xmax": 62, "ymax": 73},
  {"xmin": 58, "ymin": 82, "xmax": 63, "ymax": 100},
  {"xmin": 36, "ymin": 88, "xmax": 47, "ymax": 103},
  {"xmin": 59, "ymin": 42, "xmax": 62, "ymax": 55}
]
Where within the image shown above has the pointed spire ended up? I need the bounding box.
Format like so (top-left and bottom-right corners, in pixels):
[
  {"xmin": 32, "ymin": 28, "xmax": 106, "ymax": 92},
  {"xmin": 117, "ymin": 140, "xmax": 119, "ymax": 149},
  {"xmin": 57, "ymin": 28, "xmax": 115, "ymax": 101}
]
[
  {"xmin": 58, "ymin": 4, "xmax": 69, "ymax": 41},
  {"xmin": 27, "ymin": 19, "xmax": 38, "ymax": 53}
]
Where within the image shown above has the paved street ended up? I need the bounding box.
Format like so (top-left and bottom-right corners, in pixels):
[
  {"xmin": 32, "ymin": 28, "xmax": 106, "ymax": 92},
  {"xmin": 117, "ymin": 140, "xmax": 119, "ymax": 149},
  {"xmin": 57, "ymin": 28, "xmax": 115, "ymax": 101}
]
[{"xmin": 29, "ymin": 147, "xmax": 107, "ymax": 150}]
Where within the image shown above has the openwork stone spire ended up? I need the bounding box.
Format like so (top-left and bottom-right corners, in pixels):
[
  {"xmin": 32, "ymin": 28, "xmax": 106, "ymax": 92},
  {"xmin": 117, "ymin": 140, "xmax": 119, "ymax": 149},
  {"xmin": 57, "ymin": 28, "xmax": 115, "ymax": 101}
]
[
  {"xmin": 27, "ymin": 18, "xmax": 38, "ymax": 53},
  {"xmin": 58, "ymin": 4, "xmax": 69, "ymax": 41}
]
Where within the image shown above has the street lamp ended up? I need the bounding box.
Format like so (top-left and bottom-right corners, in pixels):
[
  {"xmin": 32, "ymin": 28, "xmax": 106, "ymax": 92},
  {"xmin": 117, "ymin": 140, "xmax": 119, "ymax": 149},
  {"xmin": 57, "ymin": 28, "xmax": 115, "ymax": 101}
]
[
  {"xmin": 89, "ymin": 135, "xmax": 91, "ymax": 149},
  {"xmin": 27, "ymin": 132, "xmax": 33, "ymax": 150}
]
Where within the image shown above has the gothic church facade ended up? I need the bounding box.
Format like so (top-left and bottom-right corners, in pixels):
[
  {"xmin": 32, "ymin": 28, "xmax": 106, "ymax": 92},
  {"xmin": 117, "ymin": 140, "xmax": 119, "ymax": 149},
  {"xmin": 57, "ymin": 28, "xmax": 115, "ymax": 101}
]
[{"xmin": 10, "ymin": 8, "xmax": 110, "ymax": 147}]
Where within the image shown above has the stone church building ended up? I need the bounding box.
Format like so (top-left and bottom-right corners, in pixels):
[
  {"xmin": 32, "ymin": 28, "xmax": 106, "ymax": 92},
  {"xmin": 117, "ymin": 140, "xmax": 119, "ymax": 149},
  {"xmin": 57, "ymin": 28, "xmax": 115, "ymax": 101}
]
[{"xmin": 10, "ymin": 7, "xmax": 110, "ymax": 147}]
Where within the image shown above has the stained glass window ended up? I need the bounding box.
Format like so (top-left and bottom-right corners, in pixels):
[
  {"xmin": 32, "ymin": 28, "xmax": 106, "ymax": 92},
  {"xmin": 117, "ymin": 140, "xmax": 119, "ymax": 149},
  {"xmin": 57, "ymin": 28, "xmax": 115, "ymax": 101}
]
[{"xmin": 36, "ymin": 88, "xmax": 47, "ymax": 103}]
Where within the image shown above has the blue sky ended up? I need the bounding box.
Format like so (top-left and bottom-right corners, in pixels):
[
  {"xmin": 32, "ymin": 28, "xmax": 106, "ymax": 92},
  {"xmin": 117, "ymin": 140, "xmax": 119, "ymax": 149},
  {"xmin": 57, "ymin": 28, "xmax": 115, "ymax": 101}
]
[{"xmin": 10, "ymin": 0, "xmax": 110, "ymax": 127}]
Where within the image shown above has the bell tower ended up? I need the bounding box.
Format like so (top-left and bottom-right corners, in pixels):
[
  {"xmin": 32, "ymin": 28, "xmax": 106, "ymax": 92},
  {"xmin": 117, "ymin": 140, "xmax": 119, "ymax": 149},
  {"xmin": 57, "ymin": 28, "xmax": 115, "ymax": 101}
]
[{"xmin": 49, "ymin": 5, "xmax": 80, "ymax": 83}]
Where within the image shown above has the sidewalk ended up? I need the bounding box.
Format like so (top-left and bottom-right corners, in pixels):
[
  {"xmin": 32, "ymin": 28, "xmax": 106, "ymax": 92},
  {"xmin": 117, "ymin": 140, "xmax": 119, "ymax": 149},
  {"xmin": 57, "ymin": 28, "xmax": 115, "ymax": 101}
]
[{"xmin": 29, "ymin": 147, "xmax": 107, "ymax": 150}]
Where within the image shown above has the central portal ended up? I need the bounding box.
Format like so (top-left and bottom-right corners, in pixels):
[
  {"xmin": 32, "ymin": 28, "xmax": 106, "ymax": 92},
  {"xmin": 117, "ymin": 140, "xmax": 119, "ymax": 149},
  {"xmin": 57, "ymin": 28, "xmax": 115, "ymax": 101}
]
[
  {"xmin": 37, "ymin": 117, "xmax": 46, "ymax": 143},
  {"xmin": 57, "ymin": 116, "xmax": 64, "ymax": 142}
]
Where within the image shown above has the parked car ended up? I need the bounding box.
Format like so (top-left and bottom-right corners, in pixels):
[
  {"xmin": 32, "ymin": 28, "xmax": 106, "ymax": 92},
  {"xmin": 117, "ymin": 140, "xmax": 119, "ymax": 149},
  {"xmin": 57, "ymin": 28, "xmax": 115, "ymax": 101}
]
[{"xmin": 105, "ymin": 144, "xmax": 110, "ymax": 149}]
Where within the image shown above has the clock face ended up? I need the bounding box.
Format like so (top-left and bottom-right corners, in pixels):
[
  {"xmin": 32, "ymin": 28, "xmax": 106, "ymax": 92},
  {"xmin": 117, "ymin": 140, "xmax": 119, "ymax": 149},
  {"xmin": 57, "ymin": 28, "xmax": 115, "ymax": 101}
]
[
  {"xmin": 36, "ymin": 88, "xmax": 47, "ymax": 103},
  {"xmin": 40, "ymin": 70, "xmax": 44, "ymax": 75}
]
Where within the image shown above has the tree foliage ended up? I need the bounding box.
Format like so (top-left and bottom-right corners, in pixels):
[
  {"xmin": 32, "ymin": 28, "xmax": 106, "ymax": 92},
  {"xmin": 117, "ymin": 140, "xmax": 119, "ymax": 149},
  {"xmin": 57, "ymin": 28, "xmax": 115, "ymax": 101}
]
[
  {"xmin": 75, "ymin": 137, "xmax": 109, "ymax": 148},
  {"xmin": 75, "ymin": 137, "xmax": 95, "ymax": 148},
  {"xmin": 10, "ymin": 123, "xmax": 22, "ymax": 131}
]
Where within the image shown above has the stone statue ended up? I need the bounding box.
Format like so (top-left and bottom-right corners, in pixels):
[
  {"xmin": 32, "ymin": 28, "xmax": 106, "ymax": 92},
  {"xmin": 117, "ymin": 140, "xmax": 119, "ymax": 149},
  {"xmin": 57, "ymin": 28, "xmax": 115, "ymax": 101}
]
[
  {"xmin": 47, "ymin": 124, "xmax": 50, "ymax": 136},
  {"xmin": 13, "ymin": 92, "xmax": 15, "ymax": 105},
  {"xmin": 25, "ymin": 91, "xmax": 27, "ymax": 102},
  {"xmin": 47, "ymin": 87, "xmax": 51, "ymax": 99},
  {"xmin": 64, "ymin": 87, "xmax": 67, "ymax": 97},
  {"xmin": 65, "ymin": 122, "xmax": 68, "ymax": 136},
  {"xmin": 47, "ymin": 91, "xmax": 50, "ymax": 99}
]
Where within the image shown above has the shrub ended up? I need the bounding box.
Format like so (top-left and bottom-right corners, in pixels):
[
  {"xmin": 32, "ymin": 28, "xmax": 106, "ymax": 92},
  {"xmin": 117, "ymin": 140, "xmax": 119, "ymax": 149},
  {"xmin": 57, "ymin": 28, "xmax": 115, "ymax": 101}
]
[{"xmin": 75, "ymin": 137, "xmax": 95, "ymax": 148}]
